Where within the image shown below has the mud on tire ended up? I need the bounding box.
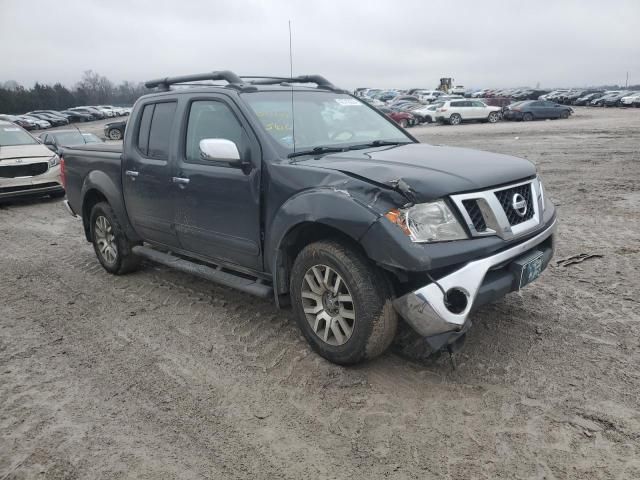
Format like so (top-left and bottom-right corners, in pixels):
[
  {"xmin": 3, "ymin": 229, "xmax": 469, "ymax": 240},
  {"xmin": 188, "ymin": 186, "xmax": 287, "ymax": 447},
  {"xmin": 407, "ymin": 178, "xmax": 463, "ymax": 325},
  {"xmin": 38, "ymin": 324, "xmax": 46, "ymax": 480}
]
[
  {"xmin": 89, "ymin": 201, "xmax": 140, "ymax": 275},
  {"xmin": 290, "ymin": 240, "xmax": 398, "ymax": 365}
]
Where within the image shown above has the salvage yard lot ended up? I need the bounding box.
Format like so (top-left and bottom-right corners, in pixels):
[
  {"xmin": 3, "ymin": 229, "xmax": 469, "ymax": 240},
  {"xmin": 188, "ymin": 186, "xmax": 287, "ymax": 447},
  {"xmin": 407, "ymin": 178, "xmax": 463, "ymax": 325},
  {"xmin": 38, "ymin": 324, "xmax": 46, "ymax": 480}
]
[{"xmin": 1, "ymin": 107, "xmax": 639, "ymax": 478}]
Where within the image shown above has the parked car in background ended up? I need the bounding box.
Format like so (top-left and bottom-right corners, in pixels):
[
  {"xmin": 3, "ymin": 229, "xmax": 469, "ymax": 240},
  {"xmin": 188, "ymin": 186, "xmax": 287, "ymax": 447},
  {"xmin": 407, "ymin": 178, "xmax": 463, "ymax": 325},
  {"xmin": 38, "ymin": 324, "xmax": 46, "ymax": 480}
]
[
  {"xmin": 603, "ymin": 91, "xmax": 633, "ymax": 107},
  {"xmin": 620, "ymin": 92, "xmax": 640, "ymax": 107},
  {"xmin": 0, "ymin": 114, "xmax": 37, "ymax": 130},
  {"xmin": 503, "ymin": 100, "xmax": 572, "ymax": 121},
  {"xmin": 415, "ymin": 90, "xmax": 443, "ymax": 103},
  {"xmin": 60, "ymin": 110, "xmax": 94, "ymax": 122},
  {"xmin": 378, "ymin": 107, "xmax": 415, "ymax": 127},
  {"xmin": 434, "ymin": 100, "xmax": 502, "ymax": 125},
  {"xmin": 410, "ymin": 103, "xmax": 440, "ymax": 123},
  {"xmin": 18, "ymin": 115, "xmax": 51, "ymax": 129},
  {"xmin": 0, "ymin": 120, "xmax": 64, "ymax": 200},
  {"xmin": 590, "ymin": 91, "xmax": 622, "ymax": 106},
  {"xmin": 573, "ymin": 92, "xmax": 605, "ymax": 105},
  {"xmin": 389, "ymin": 95, "xmax": 421, "ymax": 106},
  {"xmin": 27, "ymin": 112, "xmax": 68, "ymax": 126},
  {"xmin": 361, "ymin": 96, "xmax": 385, "ymax": 107},
  {"xmin": 451, "ymin": 85, "xmax": 465, "ymax": 95},
  {"xmin": 39, "ymin": 129, "xmax": 104, "ymax": 154},
  {"xmin": 104, "ymin": 120, "xmax": 126, "ymax": 140},
  {"xmin": 69, "ymin": 107, "xmax": 105, "ymax": 119}
]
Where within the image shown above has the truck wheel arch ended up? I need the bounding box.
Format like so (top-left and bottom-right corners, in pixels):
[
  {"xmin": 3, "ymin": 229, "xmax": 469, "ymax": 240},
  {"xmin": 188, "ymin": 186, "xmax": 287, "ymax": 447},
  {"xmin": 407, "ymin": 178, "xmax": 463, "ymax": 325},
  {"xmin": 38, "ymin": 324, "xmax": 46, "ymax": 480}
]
[
  {"xmin": 267, "ymin": 189, "xmax": 380, "ymax": 306},
  {"xmin": 80, "ymin": 171, "xmax": 139, "ymax": 243}
]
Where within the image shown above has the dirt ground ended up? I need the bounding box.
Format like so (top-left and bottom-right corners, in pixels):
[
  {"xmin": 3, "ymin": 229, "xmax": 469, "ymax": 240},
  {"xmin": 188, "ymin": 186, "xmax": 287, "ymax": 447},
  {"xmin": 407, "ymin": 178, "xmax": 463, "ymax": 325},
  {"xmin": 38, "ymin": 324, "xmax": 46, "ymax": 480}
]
[{"xmin": 1, "ymin": 107, "xmax": 639, "ymax": 479}]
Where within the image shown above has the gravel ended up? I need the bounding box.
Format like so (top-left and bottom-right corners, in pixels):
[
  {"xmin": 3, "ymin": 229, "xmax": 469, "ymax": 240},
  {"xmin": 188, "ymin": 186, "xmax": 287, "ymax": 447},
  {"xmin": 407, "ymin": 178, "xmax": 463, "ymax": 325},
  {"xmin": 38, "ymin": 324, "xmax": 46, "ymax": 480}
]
[{"xmin": 1, "ymin": 106, "xmax": 639, "ymax": 479}]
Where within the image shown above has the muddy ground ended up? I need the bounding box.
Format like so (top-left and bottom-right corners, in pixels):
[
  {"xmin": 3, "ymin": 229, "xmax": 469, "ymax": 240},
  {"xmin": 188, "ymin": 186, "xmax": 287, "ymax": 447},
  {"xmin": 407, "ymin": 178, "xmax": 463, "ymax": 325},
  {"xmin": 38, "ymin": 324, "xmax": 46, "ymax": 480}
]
[{"xmin": 1, "ymin": 107, "xmax": 639, "ymax": 479}]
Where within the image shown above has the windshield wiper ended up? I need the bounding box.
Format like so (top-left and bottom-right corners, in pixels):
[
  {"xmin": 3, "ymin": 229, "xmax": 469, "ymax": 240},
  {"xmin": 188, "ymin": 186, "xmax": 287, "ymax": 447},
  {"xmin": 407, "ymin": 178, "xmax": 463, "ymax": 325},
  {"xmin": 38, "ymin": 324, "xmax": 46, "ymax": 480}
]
[
  {"xmin": 344, "ymin": 140, "xmax": 411, "ymax": 151},
  {"xmin": 288, "ymin": 146, "xmax": 346, "ymax": 159}
]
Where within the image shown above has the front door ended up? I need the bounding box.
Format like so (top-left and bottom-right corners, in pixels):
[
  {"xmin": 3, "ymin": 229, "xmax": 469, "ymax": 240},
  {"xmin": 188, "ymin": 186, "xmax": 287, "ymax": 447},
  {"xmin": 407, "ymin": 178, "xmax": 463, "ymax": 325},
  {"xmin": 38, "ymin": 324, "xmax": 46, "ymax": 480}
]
[
  {"xmin": 122, "ymin": 100, "xmax": 180, "ymax": 247},
  {"xmin": 173, "ymin": 97, "xmax": 262, "ymax": 270}
]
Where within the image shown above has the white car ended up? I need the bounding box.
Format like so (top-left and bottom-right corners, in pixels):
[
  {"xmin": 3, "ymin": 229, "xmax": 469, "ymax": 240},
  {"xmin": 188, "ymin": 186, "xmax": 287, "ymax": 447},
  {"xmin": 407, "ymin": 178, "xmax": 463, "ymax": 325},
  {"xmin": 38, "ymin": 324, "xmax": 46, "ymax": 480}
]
[
  {"xmin": 451, "ymin": 85, "xmax": 466, "ymax": 95},
  {"xmin": 410, "ymin": 104, "xmax": 440, "ymax": 123},
  {"xmin": 620, "ymin": 93, "xmax": 640, "ymax": 106},
  {"xmin": 415, "ymin": 90, "xmax": 443, "ymax": 103},
  {"xmin": 434, "ymin": 100, "xmax": 502, "ymax": 125},
  {"xmin": 0, "ymin": 120, "xmax": 64, "ymax": 200}
]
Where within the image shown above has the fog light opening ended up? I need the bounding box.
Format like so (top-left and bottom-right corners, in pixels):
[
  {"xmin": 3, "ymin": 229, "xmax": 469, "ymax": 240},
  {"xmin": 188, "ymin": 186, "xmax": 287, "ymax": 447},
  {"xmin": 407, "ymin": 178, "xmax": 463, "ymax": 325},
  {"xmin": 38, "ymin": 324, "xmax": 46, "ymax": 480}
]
[{"xmin": 445, "ymin": 288, "xmax": 468, "ymax": 314}]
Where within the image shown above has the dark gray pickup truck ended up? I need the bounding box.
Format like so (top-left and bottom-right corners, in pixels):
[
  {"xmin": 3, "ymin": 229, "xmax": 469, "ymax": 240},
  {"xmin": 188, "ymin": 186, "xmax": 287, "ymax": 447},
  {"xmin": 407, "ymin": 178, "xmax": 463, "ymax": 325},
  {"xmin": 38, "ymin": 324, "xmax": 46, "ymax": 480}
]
[{"xmin": 61, "ymin": 71, "xmax": 556, "ymax": 365}]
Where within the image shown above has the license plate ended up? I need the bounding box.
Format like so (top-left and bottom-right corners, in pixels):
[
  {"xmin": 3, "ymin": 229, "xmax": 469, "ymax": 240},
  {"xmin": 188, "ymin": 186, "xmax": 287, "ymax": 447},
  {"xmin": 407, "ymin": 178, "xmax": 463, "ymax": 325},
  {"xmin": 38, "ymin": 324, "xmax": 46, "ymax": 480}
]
[{"xmin": 517, "ymin": 252, "xmax": 544, "ymax": 289}]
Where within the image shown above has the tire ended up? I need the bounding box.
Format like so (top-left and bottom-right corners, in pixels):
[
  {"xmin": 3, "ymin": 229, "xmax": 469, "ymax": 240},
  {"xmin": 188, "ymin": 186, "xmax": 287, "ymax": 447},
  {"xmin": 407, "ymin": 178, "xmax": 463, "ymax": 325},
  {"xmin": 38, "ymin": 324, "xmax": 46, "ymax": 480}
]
[
  {"xmin": 398, "ymin": 119, "xmax": 408, "ymax": 128},
  {"xmin": 449, "ymin": 113, "xmax": 462, "ymax": 125},
  {"xmin": 89, "ymin": 202, "xmax": 140, "ymax": 275},
  {"xmin": 487, "ymin": 112, "xmax": 499, "ymax": 123},
  {"xmin": 560, "ymin": 110, "xmax": 570, "ymax": 119},
  {"xmin": 290, "ymin": 240, "xmax": 398, "ymax": 365},
  {"xmin": 522, "ymin": 112, "xmax": 534, "ymax": 122},
  {"xmin": 108, "ymin": 128, "xmax": 123, "ymax": 140}
]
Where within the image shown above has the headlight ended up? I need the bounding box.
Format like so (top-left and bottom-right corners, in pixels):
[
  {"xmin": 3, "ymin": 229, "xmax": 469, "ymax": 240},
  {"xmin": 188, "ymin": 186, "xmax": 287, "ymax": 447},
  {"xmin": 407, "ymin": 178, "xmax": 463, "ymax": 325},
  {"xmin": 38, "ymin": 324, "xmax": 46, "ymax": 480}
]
[
  {"xmin": 48, "ymin": 154, "xmax": 60, "ymax": 167},
  {"xmin": 385, "ymin": 200, "xmax": 467, "ymax": 243}
]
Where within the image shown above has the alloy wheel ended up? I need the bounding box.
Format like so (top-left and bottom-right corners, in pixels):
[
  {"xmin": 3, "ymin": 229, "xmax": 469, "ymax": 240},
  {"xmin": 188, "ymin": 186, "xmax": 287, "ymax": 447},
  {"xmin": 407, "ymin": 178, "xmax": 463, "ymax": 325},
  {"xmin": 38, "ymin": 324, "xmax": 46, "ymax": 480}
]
[
  {"xmin": 94, "ymin": 216, "xmax": 118, "ymax": 265},
  {"xmin": 300, "ymin": 264, "xmax": 355, "ymax": 346}
]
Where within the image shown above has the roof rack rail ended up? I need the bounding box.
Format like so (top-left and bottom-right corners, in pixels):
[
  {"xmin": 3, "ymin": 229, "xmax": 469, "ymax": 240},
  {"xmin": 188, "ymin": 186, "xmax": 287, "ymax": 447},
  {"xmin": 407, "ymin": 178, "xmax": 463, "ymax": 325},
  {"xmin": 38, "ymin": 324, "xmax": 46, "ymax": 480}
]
[
  {"xmin": 145, "ymin": 70, "xmax": 245, "ymax": 91},
  {"xmin": 241, "ymin": 75, "xmax": 343, "ymax": 92}
]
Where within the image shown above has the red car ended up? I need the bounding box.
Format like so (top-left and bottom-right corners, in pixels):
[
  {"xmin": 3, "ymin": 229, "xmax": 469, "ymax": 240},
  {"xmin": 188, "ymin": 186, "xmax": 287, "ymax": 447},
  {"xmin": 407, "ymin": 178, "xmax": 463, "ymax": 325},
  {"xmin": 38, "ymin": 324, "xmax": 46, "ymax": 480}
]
[{"xmin": 379, "ymin": 107, "xmax": 415, "ymax": 128}]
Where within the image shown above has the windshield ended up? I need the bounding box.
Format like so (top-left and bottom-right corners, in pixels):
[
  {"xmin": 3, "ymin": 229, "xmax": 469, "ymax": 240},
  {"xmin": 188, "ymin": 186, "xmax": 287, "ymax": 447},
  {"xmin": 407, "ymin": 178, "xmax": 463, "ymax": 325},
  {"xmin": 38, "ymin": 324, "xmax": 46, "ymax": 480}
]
[
  {"xmin": 242, "ymin": 91, "xmax": 411, "ymax": 153},
  {"xmin": 0, "ymin": 124, "xmax": 38, "ymax": 146},
  {"xmin": 53, "ymin": 131, "xmax": 88, "ymax": 146}
]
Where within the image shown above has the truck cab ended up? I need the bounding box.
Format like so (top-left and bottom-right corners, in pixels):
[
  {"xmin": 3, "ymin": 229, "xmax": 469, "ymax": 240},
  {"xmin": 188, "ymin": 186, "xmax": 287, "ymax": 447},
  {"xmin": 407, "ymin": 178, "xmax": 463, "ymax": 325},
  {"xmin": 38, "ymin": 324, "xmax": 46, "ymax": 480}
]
[{"xmin": 61, "ymin": 71, "xmax": 556, "ymax": 365}]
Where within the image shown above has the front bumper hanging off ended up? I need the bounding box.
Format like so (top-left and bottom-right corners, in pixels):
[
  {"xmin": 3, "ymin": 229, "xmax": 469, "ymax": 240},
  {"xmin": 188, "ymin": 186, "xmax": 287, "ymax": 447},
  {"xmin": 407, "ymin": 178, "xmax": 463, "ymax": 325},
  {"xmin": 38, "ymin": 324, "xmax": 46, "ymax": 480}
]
[{"xmin": 393, "ymin": 219, "xmax": 557, "ymax": 340}]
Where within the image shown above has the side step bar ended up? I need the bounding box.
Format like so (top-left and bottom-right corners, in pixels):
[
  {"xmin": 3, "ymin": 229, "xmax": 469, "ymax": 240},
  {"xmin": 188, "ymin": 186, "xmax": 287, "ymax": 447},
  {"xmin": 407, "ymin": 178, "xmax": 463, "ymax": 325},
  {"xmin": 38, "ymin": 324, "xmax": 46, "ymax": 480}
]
[{"xmin": 132, "ymin": 245, "xmax": 273, "ymax": 299}]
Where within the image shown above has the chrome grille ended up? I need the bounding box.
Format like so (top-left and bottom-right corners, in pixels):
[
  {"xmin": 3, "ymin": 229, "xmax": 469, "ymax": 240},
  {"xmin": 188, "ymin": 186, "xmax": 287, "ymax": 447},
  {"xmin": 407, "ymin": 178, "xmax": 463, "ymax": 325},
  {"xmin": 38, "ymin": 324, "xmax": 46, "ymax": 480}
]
[
  {"xmin": 450, "ymin": 178, "xmax": 542, "ymax": 240},
  {"xmin": 494, "ymin": 183, "xmax": 535, "ymax": 225},
  {"xmin": 461, "ymin": 199, "xmax": 487, "ymax": 232}
]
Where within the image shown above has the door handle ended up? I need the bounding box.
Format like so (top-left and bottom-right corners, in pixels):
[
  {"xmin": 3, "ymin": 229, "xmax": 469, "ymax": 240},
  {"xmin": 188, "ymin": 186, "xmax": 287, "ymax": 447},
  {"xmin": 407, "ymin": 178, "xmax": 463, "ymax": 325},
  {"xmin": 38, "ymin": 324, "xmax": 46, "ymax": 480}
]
[
  {"xmin": 172, "ymin": 177, "xmax": 190, "ymax": 185},
  {"xmin": 125, "ymin": 170, "xmax": 139, "ymax": 178}
]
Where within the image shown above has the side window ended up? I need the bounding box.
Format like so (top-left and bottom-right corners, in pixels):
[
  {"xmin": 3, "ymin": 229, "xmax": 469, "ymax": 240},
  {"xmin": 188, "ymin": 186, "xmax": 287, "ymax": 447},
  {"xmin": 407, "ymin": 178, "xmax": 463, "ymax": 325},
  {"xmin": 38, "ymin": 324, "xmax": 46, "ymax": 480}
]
[
  {"xmin": 451, "ymin": 101, "xmax": 464, "ymax": 107},
  {"xmin": 147, "ymin": 102, "xmax": 177, "ymax": 160},
  {"xmin": 472, "ymin": 101, "xmax": 485, "ymax": 107},
  {"xmin": 185, "ymin": 100, "xmax": 245, "ymax": 164},
  {"xmin": 136, "ymin": 104, "xmax": 154, "ymax": 154}
]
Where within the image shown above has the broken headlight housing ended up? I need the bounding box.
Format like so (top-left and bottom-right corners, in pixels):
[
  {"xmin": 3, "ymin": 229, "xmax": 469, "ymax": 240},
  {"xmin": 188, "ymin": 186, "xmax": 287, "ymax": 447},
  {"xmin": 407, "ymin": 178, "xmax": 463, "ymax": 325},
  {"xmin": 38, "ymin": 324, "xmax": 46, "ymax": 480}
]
[
  {"xmin": 48, "ymin": 154, "xmax": 60, "ymax": 167},
  {"xmin": 385, "ymin": 200, "xmax": 467, "ymax": 243}
]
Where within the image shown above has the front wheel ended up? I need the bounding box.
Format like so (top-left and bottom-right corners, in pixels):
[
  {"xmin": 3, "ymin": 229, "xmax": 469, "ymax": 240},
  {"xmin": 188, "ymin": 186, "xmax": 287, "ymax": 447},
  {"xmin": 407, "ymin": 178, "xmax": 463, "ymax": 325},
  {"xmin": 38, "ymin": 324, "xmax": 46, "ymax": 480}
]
[
  {"xmin": 290, "ymin": 240, "xmax": 398, "ymax": 365},
  {"xmin": 108, "ymin": 128, "xmax": 123, "ymax": 140},
  {"xmin": 560, "ymin": 110, "xmax": 570, "ymax": 119},
  {"xmin": 487, "ymin": 112, "xmax": 500, "ymax": 123},
  {"xmin": 90, "ymin": 202, "xmax": 140, "ymax": 274},
  {"xmin": 398, "ymin": 119, "xmax": 408, "ymax": 128},
  {"xmin": 522, "ymin": 112, "xmax": 534, "ymax": 121}
]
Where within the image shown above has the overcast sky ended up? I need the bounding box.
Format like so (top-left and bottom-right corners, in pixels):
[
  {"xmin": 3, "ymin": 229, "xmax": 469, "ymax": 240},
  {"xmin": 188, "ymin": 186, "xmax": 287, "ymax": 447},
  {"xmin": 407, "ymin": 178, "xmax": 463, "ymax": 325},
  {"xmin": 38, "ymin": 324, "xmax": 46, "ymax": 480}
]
[{"xmin": 1, "ymin": 0, "xmax": 639, "ymax": 90}]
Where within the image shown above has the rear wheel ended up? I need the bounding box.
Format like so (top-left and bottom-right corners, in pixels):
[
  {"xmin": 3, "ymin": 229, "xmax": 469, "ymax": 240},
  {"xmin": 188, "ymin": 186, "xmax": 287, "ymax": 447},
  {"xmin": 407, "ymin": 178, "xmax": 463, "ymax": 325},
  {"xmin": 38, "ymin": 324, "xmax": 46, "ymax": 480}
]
[
  {"xmin": 522, "ymin": 112, "xmax": 534, "ymax": 121},
  {"xmin": 90, "ymin": 202, "xmax": 140, "ymax": 274},
  {"xmin": 449, "ymin": 113, "xmax": 462, "ymax": 125},
  {"xmin": 290, "ymin": 240, "xmax": 398, "ymax": 365}
]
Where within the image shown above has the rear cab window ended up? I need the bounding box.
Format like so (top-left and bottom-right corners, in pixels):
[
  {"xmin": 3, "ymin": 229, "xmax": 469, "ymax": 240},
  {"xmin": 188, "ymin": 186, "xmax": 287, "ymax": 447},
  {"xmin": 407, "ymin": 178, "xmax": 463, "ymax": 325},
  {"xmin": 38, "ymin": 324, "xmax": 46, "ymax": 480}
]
[{"xmin": 136, "ymin": 101, "xmax": 177, "ymax": 159}]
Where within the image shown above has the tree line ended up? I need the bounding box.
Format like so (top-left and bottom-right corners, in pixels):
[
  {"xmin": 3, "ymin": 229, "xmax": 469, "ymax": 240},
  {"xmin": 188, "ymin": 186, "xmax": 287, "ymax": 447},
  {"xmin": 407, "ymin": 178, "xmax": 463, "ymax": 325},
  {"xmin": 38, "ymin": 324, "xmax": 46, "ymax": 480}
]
[{"xmin": 0, "ymin": 71, "xmax": 147, "ymax": 115}]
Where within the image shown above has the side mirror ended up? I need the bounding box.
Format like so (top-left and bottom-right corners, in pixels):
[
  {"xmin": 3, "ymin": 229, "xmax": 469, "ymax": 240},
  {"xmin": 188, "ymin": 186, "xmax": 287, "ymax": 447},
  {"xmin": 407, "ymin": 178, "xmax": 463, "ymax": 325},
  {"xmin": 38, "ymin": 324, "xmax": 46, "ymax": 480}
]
[{"xmin": 199, "ymin": 138, "xmax": 242, "ymax": 166}]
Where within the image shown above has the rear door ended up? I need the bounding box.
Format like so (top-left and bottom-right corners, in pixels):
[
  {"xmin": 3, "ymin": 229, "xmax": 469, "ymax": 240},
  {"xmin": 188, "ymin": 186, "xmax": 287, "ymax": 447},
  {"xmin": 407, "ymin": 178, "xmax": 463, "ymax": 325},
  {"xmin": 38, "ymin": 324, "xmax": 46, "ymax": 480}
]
[
  {"xmin": 122, "ymin": 100, "xmax": 180, "ymax": 247},
  {"xmin": 173, "ymin": 96, "xmax": 262, "ymax": 270}
]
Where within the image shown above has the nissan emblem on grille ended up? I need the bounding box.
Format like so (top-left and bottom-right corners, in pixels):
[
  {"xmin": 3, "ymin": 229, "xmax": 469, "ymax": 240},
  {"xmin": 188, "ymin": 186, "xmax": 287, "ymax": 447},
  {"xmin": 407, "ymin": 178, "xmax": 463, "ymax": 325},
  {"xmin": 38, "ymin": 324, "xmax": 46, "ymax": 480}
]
[{"xmin": 511, "ymin": 193, "xmax": 528, "ymax": 217}]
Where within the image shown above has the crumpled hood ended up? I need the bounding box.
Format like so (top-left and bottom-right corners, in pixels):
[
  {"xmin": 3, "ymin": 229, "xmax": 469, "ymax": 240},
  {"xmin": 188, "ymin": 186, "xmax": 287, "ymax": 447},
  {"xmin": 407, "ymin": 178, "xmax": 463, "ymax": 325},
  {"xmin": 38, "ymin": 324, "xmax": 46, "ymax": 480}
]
[
  {"xmin": 0, "ymin": 144, "xmax": 52, "ymax": 161},
  {"xmin": 296, "ymin": 143, "xmax": 536, "ymax": 201}
]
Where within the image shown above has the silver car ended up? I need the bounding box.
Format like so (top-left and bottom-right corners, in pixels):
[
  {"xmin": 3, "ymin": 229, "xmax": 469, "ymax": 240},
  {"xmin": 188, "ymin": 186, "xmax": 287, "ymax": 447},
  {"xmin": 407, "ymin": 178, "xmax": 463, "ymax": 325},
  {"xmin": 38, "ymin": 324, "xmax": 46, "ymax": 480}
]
[{"xmin": 0, "ymin": 120, "xmax": 64, "ymax": 200}]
